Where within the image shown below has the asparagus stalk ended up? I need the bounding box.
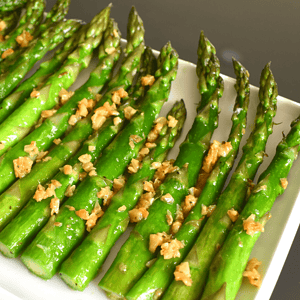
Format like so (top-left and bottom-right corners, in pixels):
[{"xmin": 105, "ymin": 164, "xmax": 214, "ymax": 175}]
[
  {"xmin": 20, "ymin": 41, "xmax": 178, "ymax": 280},
  {"xmin": 0, "ymin": 21, "xmax": 120, "ymax": 195},
  {"xmin": 162, "ymin": 62, "xmax": 278, "ymax": 300},
  {"xmin": 201, "ymin": 116, "xmax": 300, "ymax": 300},
  {"xmin": 0, "ymin": 0, "xmax": 45, "ymax": 59},
  {"xmin": 0, "ymin": 19, "xmax": 82, "ymax": 101},
  {"xmin": 0, "ymin": 5, "xmax": 111, "ymax": 155},
  {"xmin": 37, "ymin": 0, "xmax": 71, "ymax": 36},
  {"xmin": 99, "ymin": 31, "xmax": 223, "ymax": 298},
  {"xmin": 0, "ymin": 0, "xmax": 72, "ymax": 71},
  {"xmin": 0, "ymin": 24, "xmax": 86, "ymax": 124},
  {"xmin": 0, "ymin": 46, "xmax": 156, "ymax": 258},
  {"xmin": 0, "ymin": 0, "xmax": 27, "ymax": 12},
  {"xmin": 0, "ymin": 29, "xmax": 146, "ymax": 230},
  {"xmin": 0, "ymin": 9, "xmax": 21, "ymax": 37},
  {"xmin": 126, "ymin": 58, "xmax": 250, "ymax": 300},
  {"xmin": 58, "ymin": 100, "xmax": 186, "ymax": 291}
]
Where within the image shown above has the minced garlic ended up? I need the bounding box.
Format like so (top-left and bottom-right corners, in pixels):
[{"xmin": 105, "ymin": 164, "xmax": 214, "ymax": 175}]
[
  {"xmin": 141, "ymin": 75, "xmax": 155, "ymax": 87},
  {"xmin": 118, "ymin": 205, "xmax": 126, "ymax": 212},
  {"xmin": 24, "ymin": 141, "xmax": 39, "ymax": 158},
  {"xmin": 97, "ymin": 186, "xmax": 113, "ymax": 206},
  {"xmin": 16, "ymin": 30, "xmax": 33, "ymax": 47},
  {"xmin": 124, "ymin": 106, "xmax": 137, "ymax": 120},
  {"xmin": 0, "ymin": 20, "xmax": 6, "ymax": 32},
  {"xmin": 161, "ymin": 193, "xmax": 174, "ymax": 204},
  {"xmin": 105, "ymin": 47, "xmax": 116, "ymax": 55},
  {"xmin": 280, "ymin": 178, "xmax": 288, "ymax": 189},
  {"xmin": 227, "ymin": 208, "xmax": 239, "ymax": 222},
  {"xmin": 174, "ymin": 262, "xmax": 192, "ymax": 286},
  {"xmin": 1, "ymin": 48, "xmax": 14, "ymax": 59},
  {"xmin": 149, "ymin": 232, "xmax": 172, "ymax": 253},
  {"xmin": 59, "ymin": 88, "xmax": 74, "ymax": 105},
  {"xmin": 243, "ymin": 214, "xmax": 264, "ymax": 236},
  {"xmin": 113, "ymin": 177, "xmax": 126, "ymax": 193},
  {"xmin": 201, "ymin": 204, "xmax": 216, "ymax": 217},
  {"xmin": 128, "ymin": 158, "xmax": 141, "ymax": 174},
  {"xmin": 129, "ymin": 207, "xmax": 149, "ymax": 223},
  {"xmin": 167, "ymin": 115, "xmax": 178, "ymax": 128},
  {"xmin": 160, "ymin": 239, "xmax": 184, "ymax": 259},
  {"xmin": 63, "ymin": 165, "xmax": 73, "ymax": 175},
  {"xmin": 111, "ymin": 88, "xmax": 128, "ymax": 105},
  {"xmin": 243, "ymin": 257, "xmax": 262, "ymax": 287},
  {"xmin": 30, "ymin": 89, "xmax": 40, "ymax": 98},
  {"xmin": 50, "ymin": 197, "xmax": 60, "ymax": 216},
  {"xmin": 13, "ymin": 157, "xmax": 33, "ymax": 178},
  {"xmin": 53, "ymin": 138, "xmax": 61, "ymax": 145},
  {"xmin": 78, "ymin": 154, "xmax": 92, "ymax": 164}
]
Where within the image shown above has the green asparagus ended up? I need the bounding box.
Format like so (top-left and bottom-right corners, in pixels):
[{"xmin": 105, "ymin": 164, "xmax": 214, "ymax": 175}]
[
  {"xmin": 0, "ymin": 45, "xmax": 155, "ymax": 259},
  {"xmin": 58, "ymin": 100, "xmax": 186, "ymax": 291},
  {"xmin": 0, "ymin": 0, "xmax": 27, "ymax": 12},
  {"xmin": 126, "ymin": 58, "xmax": 250, "ymax": 300},
  {"xmin": 0, "ymin": 0, "xmax": 72, "ymax": 71},
  {"xmin": 0, "ymin": 5, "xmax": 111, "ymax": 155},
  {"xmin": 0, "ymin": 19, "xmax": 81, "ymax": 101},
  {"xmin": 162, "ymin": 62, "xmax": 278, "ymax": 300},
  {"xmin": 99, "ymin": 31, "xmax": 223, "ymax": 298},
  {"xmin": 0, "ymin": 0, "xmax": 45, "ymax": 63},
  {"xmin": 201, "ymin": 115, "xmax": 300, "ymax": 300},
  {"xmin": 0, "ymin": 25, "xmax": 87, "ymax": 124},
  {"xmin": 0, "ymin": 20, "xmax": 146, "ymax": 229},
  {"xmin": 20, "ymin": 41, "xmax": 178, "ymax": 280}
]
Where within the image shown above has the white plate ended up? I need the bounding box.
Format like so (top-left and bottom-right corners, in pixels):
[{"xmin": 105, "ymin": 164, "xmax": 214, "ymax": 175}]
[{"xmin": 0, "ymin": 44, "xmax": 299, "ymax": 300}]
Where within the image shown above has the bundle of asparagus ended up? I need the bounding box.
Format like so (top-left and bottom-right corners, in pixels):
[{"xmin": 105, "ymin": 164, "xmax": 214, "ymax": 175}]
[{"xmin": 0, "ymin": 2, "xmax": 298, "ymax": 300}]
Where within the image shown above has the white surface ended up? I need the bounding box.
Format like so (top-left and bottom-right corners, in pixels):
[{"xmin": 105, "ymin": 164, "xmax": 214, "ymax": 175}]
[{"xmin": 0, "ymin": 48, "xmax": 300, "ymax": 300}]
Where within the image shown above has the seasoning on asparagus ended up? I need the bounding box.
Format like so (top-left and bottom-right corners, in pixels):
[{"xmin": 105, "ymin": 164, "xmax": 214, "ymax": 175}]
[
  {"xmin": 0, "ymin": 45, "xmax": 155, "ymax": 259},
  {"xmin": 20, "ymin": 40, "xmax": 178, "ymax": 280},
  {"xmin": 0, "ymin": 24, "xmax": 86, "ymax": 125},
  {"xmin": 0, "ymin": 0, "xmax": 45, "ymax": 66},
  {"xmin": 99, "ymin": 31, "xmax": 223, "ymax": 298},
  {"xmin": 0, "ymin": 0, "xmax": 72, "ymax": 72},
  {"xmin": 58, "ymin": 100, "xmax": 186, "ymax": 291},
  {"xmin": 0, "ymin": 17, "xmax": 147, "ymax": 230},
  {"xmin": 0, "ymin": 4, "xmax": 111, "ymax": 156},
  {"xmin": 0, "ymin": 19, "xmax": 82, "ymax": 101},
  {"xmin": 126, "ymin": 58, "xmax": 250, "ymax": 300},
  {"xmin": 200, "ymin": 115, "xmax": 300, "ymax": 300},
  {"xmin": 162, "ymin": 62, "xmax": 278, "ymax": 300}
]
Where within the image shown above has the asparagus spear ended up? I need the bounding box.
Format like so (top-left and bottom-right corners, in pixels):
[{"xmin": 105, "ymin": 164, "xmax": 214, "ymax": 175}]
[
  {"xmin": 20, "ymin": 41, "xmax": 178, "ymax": 280},
  {"xmin": 0, "ymin": 0, "xmax": 27, "ymax": 12},
  {"xmin": 126, "ymin": 58, "xmax": 250, "ymax": 300},
  {"xmin": 0, "ymin": 11, "xmax": 143, "ymax": 197},
  {"xmin": 0, "ymin": 5, "xmax": 111, "ymax": 155},
  {"xmin": 0, "ymin": 31, "xmax": 146, "ymax": 230},
  {"xmin": 0, "ymin": 24, "xmax": 86, "ymax": 124},
  {"xmin": 0, "ymin": 19, "xmax": 82, "ymax": 101},
  {"xmin": 0, "ymin": 0, "xmax": 45, "ymax": 58},
  {"xmin": 0, "ymin": 0, "xmax": 72, "ymax": 71},
  {"xmin": 162, "ymin": 62, "xmax": 278, "ymax": 300},
  {"xmin": 37, "ymin": 0, "xmax": 71, "ymax": 35},
  {"xmin": 201, "ymin": 115, "xmax": 300, "ymax": 300},
  {"xmin": 58, "ymin": 100, "xmax": 186, "ymax": 291},
  {"xmin": 0, "ymin": 46, "xmax": 156, "ymax": 258},
  {"xmin": 0, "ymin": 9, "xmax": 21, "ymax": 37},
  {"xmin": 99, "ymin": 31, "xmax": 223, "ymax": 298}
]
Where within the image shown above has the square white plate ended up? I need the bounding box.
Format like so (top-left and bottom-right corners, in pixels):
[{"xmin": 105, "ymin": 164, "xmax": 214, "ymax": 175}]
[{"xmin": 0, "ymin": 43, "xmax": 299, "ymax": 300}]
